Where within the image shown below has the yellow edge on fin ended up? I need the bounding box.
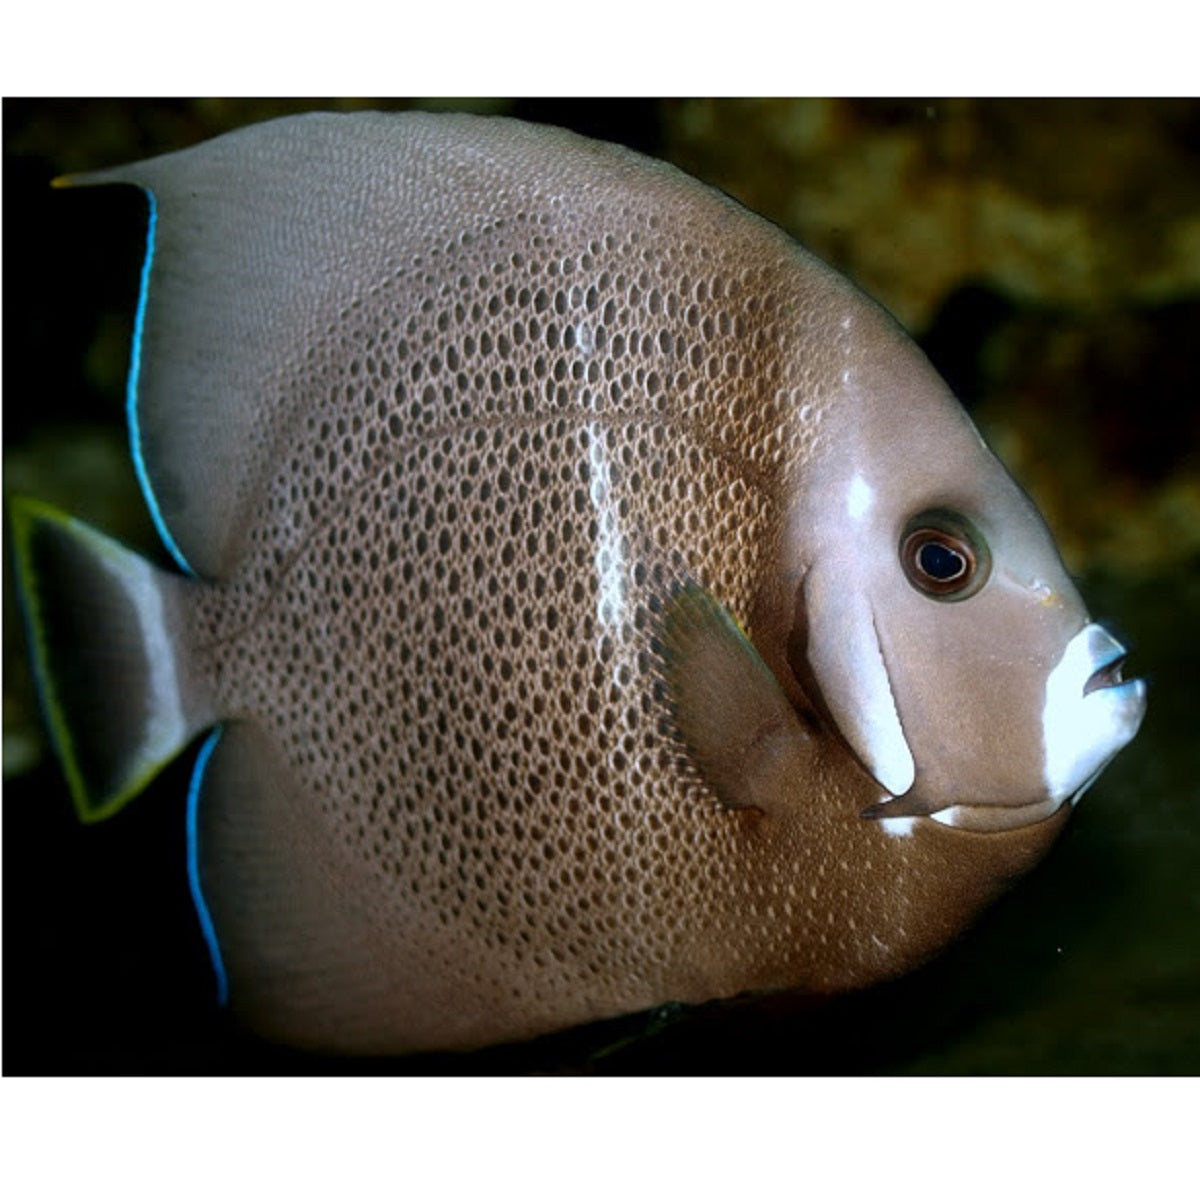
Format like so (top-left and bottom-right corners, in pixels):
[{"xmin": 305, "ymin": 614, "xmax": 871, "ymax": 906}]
[
  {"xmin": 660, "ymin": 583, "xmax": 768, "ymax": 678},
  {"xmin": 8, "ymin": 496, "xmax": 159, "ymax": 824}
]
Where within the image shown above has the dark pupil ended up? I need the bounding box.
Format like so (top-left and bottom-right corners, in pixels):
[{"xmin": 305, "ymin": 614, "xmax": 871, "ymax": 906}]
[{"xmin": 918, "ymin": 540, "xmax": 965, "ymax": 581}]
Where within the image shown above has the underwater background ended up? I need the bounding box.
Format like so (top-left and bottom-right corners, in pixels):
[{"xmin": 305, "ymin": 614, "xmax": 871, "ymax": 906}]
[{"xmin": 4, "ymin": 97, "xmax": 1198, "ymax": 1075}]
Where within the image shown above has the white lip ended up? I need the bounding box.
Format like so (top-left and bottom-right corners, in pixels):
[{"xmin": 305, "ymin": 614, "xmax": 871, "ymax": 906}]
[{"xmin": 1042, "ymin": 623, "xmax": 1147, "ymax": 804}]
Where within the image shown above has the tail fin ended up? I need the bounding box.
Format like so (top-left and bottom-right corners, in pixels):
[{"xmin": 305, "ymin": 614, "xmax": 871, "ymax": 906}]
[{"xmin": 9, "ymin": 497, "xmax": 215, "ymax": 822}]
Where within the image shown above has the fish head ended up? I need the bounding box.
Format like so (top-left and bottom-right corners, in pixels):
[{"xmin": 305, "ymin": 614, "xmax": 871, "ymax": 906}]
[{"xmin": 785, "ymin": 302, "xmax": 1147, "ymax": 834}]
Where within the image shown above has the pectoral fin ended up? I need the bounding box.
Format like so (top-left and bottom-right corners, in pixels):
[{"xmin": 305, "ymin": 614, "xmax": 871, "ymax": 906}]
[{"xmin": 657, "ymin": 585, "xmax": 815, "ymax": 817}]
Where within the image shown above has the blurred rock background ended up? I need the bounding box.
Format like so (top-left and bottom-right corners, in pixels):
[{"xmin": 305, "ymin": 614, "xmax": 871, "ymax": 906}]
[{"xmin": 4, "ymin": 98, "xmax": 1197, "ymax": 1074}]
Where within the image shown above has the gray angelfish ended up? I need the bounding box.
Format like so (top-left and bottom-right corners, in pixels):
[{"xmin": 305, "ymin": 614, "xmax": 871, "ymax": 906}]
[{"xmin": 11, "ymin": 112, "xmax": 1146, "ymax": 1054}]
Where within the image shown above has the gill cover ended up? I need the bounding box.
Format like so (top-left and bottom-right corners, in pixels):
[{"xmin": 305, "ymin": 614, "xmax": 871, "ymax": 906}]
[{"xmin": 801, "ymin": 560, "xmax": 915, "ymax": 797}]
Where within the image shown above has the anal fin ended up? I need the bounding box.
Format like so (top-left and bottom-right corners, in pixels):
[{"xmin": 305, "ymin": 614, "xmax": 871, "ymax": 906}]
[{"xmin": 192, "ymin": 721, "xmax": 402, "ymax": 1053}]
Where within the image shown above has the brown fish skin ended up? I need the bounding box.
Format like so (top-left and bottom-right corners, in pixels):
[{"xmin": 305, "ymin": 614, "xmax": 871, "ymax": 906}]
[{"xmin": 36, "ymin": 113, "xmax": 1108, "ymax": 1053}]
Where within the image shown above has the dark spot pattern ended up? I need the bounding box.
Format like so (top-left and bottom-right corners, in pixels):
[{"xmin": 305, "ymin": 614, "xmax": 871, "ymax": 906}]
[{"xmin": 178, "ymin": 116, "xmax": 922, "ymax": 1050}]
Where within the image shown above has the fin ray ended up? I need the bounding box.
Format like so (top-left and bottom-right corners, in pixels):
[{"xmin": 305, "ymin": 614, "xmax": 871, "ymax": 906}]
[
  {"xmin": 125, "ymin": 188, "xmax": 193, "ymax": 575},
  {"xmin": 658, "ymin": 584, "xmax": 815, "ymax": 817},
  {"xmin": 187, "ymin": 727, "xmax": 229, "ymax": 1004}
]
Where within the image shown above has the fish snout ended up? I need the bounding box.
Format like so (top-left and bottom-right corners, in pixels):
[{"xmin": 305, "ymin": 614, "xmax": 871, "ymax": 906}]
[
  {"xmin": 1042, "ymin": 622, "xmax": 1147, "ymax": 807},
  {"xmin": 862, "ymin": 622, "xmax": 1146, "ymax": 835}
]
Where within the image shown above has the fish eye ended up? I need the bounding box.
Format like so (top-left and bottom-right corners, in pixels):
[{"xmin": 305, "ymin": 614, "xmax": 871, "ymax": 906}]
[{"xmin": 900, "ymin": 510, "xmax": 991, "ymax": 601}]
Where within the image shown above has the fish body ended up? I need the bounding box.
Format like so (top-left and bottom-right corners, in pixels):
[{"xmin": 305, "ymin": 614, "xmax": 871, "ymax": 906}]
[{"xmin": 11, "ymin": 112, "xmax": 1146, "ymax": 1054}]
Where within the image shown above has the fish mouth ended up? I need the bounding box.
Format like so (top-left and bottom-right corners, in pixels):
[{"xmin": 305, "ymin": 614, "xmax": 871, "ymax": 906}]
[
  {"xmin": 1044, "ymin": 623, "xmax": 1147, "ymax": 803},
  {"xmin": 1083, "ymin": 647, "xmax": 1129, "ymax": 696}
]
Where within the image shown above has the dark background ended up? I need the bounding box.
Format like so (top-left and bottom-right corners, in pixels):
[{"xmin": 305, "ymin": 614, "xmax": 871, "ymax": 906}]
[{"xmin": 4, "ymin": 98, "xmax": 1198, "ymax": 1075}]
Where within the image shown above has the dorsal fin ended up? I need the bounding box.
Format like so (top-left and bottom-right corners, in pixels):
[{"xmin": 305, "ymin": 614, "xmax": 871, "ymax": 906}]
[{"xmin": 62, "ymin": 111, "xmax": 725, "ymax": 580}]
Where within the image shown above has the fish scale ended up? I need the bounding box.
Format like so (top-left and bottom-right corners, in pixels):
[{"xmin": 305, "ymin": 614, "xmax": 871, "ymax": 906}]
[
  {"xmin": 10, "ymin": 110, "xmax": 1145, "ymax": 1054},
  {"xmin": 195, "ymin": 180, "xmax": 799, "ymax": 1003}
]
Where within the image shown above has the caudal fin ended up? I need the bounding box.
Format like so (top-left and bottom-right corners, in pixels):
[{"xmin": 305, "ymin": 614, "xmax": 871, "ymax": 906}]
[{"xmin": 9, "ymin": 497, "xmax": 215, "ymax": 822}]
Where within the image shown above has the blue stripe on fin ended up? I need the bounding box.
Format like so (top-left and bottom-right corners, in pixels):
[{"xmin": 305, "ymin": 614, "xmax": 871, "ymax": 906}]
[
  {"xmin": 187, "ymin": 726, "xmax": 228, "ymax": 1006},
  {"xmin": 127, "ymin": 188, "xmax": 195, "ymax": 578}
]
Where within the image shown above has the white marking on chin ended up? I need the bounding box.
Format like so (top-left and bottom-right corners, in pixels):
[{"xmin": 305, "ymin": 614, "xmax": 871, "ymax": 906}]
[
  {"xmin": 846, "ymin": 472, "xmax": 874, "ymax": 522},
  {"xmin": 878, "ymin": 816, "xmax": 917, "ymax": 838},
  {"xmin": 1042, "ymin": 623, "xmax": 1147, "ymax": 803},
  {"xmin": 928, "ymin": 795, "xmax": 1063, "ymax": 831}
]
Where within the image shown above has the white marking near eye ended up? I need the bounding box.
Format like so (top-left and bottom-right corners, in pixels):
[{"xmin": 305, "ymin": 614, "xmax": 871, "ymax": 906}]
[{"xmin": 846, "ymin": 472, "xmax": 874, "ymax": 521}]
